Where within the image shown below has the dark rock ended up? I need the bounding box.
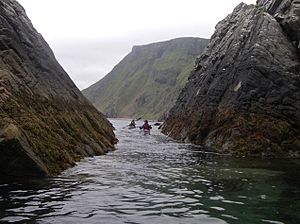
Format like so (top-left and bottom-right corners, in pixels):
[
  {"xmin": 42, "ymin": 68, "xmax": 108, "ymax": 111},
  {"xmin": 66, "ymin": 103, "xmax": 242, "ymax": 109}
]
[
  {"xmin": 0, "ymin": 0, "xmax": 117, "ymax": 177},
  {"xmin": 162, "ymin": 0, "xmax": 300, "ymax": 158}
]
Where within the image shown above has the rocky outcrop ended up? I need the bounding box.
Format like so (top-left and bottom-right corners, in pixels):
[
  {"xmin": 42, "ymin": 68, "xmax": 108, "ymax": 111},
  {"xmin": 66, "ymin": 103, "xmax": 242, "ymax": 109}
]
[
  {"xmin": 162, "ymin": 0, "xmax": 300, "ymax": 158},
  {"xmin": 0, "ymin": 0, "xmax": 117, "ymax": 177},
  {"xmin": 82, "ymin": 38, "xmax": 209, "ymax": 120}
]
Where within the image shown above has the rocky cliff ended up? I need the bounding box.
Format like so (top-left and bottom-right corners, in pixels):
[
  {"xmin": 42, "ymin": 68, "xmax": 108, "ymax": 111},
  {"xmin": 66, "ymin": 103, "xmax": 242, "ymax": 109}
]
[
  {"xmin": 82, "ymin": 38, "xmax": 209, "ymax": 120},
  {"xmin": 162, "ymin": 0, "xmax": 300, "ymax": 158},
  {"xmin": 0, "ymin": 0, "xmax": 117, "ymax": 177}
]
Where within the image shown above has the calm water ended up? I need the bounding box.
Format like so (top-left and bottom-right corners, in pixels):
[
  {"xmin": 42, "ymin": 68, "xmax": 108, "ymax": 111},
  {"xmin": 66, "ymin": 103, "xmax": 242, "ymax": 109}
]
[{"xmin": 0, "ymin": 119, "xmax": 299, "ymax": 224}]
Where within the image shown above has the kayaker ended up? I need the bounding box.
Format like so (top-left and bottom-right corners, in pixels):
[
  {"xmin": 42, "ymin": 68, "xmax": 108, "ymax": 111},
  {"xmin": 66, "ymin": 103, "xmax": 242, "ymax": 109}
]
[
  {"xmin": 128, "ymin": 120, "xmax": 136, "ymax": 129},
  {"xmin": 140, "ymin": 120, "xmax": 152, "ymax": 135}
]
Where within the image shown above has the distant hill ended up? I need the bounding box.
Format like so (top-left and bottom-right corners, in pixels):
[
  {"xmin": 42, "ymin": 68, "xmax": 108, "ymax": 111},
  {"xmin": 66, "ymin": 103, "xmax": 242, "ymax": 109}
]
[{"xmin": 82, "ymin": 37, "xmax": 209, "ymax": 120}]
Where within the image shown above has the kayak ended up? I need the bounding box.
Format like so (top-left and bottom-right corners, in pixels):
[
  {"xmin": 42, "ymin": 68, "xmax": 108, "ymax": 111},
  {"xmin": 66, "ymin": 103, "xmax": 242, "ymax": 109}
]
[
  {"xmin": 128, "ymin": 125, "xmax": 136, "ymax": 129},
  {"xmin": 143, "ymin": 129, "xmax": 150, "ymax": 135}
]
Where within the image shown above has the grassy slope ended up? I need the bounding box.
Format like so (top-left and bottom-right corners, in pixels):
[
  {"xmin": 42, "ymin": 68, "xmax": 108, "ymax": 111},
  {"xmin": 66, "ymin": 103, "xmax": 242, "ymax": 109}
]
[{"xmin": 82, "ymin": 37, "xmax": 209, "ymax": 120}]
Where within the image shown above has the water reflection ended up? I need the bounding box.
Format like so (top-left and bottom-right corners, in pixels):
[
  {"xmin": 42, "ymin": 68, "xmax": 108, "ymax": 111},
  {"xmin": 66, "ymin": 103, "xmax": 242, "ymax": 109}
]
[{"xmin": 0, "ymin": 119, "xmax": 299, "ymax": 224}]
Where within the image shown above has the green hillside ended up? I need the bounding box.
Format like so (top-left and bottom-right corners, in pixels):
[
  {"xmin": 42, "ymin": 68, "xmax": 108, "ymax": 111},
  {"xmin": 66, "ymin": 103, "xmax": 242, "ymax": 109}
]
[{"xmin": 82, "ymin": 37, "xmax": 209, "ymax": 120}]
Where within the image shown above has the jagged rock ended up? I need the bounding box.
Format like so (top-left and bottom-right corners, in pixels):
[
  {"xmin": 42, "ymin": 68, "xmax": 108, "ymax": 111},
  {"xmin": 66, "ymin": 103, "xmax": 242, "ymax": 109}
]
[
  {"xmin": 258, "ymin": 0, "xmax": 300, "ymax": 43},
  {"xmin": 82, "ymin": 38, "xmax": 209, "ymax": 120},
  {"xmin": 162, "ymin": 0, "xmax": 300, "ymax": 158},
  {"xmin": 0, "ymin": 0, "xmax": 117, "ymax": 177}
]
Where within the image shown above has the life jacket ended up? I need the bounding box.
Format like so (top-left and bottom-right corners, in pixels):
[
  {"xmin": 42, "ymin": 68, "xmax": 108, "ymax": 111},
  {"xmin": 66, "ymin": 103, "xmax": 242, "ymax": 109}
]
[{"xmin": 142, "ymin": 123, "xmax": 151, "ymax": 130}]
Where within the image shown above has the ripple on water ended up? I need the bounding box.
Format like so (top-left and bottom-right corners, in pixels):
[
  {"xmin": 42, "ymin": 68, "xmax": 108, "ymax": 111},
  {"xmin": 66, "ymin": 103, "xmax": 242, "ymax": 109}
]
[
  {"xmin": 1, "ymin": 216, "xmax": 31, "ymax": 223},
  {"xmin": 0, "ymin": 119, "xmax": 299, "ymax": 224}
]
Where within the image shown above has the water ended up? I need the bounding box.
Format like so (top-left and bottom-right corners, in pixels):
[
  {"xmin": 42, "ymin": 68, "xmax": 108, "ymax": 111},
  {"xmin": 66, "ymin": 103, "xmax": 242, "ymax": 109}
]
[{"xmin": 0, "ymin": 119, "xmax": 299, "ymax": 224}]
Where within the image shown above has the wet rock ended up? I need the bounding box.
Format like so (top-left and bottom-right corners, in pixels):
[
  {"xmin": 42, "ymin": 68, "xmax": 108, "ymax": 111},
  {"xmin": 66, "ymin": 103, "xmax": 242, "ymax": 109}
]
[
  {"xmin": 162, "ymin": 0, "xmax": 300, "ymax": 158},
  {"xmin": 0, "ymin": 0, "xmax": 117, "ymax": 177}
]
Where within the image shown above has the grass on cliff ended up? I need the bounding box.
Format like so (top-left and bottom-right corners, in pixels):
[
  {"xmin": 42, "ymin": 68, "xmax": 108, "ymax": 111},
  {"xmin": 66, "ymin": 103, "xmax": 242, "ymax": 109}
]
[{"xmin": 83, "ymin": 37, "xmax": 209, "ymax": 120}]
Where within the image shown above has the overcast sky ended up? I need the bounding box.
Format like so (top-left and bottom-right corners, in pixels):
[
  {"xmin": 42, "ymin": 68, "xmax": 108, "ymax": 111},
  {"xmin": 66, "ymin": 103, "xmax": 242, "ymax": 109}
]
[{"xmin": 17, "ymin": 0, "xmax": 256, "ymax": 90}]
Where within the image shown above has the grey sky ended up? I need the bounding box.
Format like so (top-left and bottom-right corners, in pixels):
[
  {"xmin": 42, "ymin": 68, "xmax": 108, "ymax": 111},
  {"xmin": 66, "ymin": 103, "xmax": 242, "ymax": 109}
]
[{"xmin": 17, "ymin": 0, "xmax": 256, "ymax": 90}]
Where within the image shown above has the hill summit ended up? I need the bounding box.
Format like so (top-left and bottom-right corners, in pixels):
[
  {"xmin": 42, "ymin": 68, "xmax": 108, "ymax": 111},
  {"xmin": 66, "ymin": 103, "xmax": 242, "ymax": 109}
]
[{"xmin": 83, "ymin": 37, "xmax": 209, "ymax": 120}]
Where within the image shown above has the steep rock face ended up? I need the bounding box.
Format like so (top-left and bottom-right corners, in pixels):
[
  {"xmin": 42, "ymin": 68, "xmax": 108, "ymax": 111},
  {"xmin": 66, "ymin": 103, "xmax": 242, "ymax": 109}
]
[
  {"xmin": 162, "ymin": 0, "xmax": 300, "ymax": 158},
  {"xmin": 82, "ymin": 38, "xmax": 209, "ymax": 120},
  {"xmin": 0, "ymin": 0, "xmax": 117, "ymax": 177}
]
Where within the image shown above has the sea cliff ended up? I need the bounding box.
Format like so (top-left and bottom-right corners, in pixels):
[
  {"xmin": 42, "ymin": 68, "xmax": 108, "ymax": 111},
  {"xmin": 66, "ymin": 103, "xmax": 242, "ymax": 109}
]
[
  {"xmin": 0, "ymin": 0, "xmax": 117, "ymax": 177},
  {"xmin": 162, "ymin": 0, "xmax": 300, "ymax": 158}
]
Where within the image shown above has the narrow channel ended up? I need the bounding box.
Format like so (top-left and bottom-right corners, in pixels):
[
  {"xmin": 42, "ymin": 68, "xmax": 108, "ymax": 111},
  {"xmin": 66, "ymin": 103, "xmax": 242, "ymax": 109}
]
[{"xmin": 0, "ymin": 119, "xmax": 299, "ymax": 224}]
